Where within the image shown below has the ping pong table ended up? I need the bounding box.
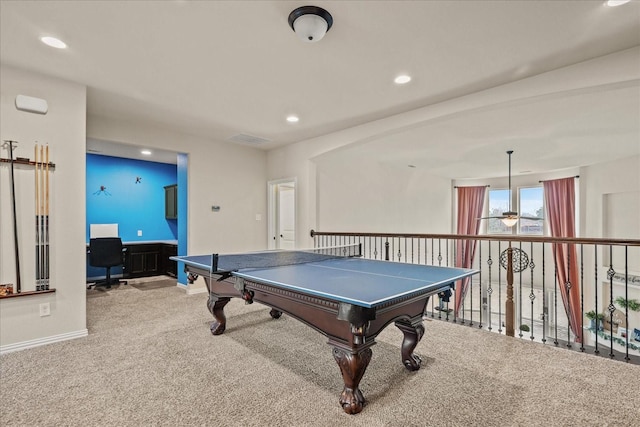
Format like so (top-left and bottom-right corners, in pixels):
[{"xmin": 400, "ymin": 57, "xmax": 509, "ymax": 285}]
[{"xmin": 172, "ymin": 245, "xmax": 477, "ymax": 414}]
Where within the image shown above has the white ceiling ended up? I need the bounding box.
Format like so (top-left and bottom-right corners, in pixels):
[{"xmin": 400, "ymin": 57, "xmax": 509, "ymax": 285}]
[{"xmin": 1, "ymin": 1, "xmax": 639, "ymax": 177}]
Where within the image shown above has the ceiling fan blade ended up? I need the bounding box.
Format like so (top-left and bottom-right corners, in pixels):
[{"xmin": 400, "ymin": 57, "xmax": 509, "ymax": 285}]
[{"xmin": 519, "ymin": 216, "xmax": 544, "ymax": 221}]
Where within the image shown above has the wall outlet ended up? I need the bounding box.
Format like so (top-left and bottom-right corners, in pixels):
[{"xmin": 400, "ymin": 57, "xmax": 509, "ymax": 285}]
[
  {"xmin": 39, "ymin": 302, "xmax": 50, "ymax": 317},
  {"xmin": 137, "ymin": 230, "xmax": 142, "ymax": 236},
  {"xmin": 255, "ymin": 214, "xmax": 262, "ymax": 221}
]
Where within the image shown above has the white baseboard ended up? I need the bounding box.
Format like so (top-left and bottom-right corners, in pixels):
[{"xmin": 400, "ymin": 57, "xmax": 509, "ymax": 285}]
[
  {"xmin": 0, "ymin": 329, "xmax": 88, "ymax": 355},
  {"xmin": 187, "ymin": 286, "xmax": 207, "ymax": 295},
  {"xmin": 175, "ymin": 281, "xmax": 207, "ymax": 295}
]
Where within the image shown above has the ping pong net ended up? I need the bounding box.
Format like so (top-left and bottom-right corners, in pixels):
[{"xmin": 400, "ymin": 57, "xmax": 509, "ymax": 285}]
[{"xmin": 210, "ymin": 243, "xmax": 362, "ymax": 275}]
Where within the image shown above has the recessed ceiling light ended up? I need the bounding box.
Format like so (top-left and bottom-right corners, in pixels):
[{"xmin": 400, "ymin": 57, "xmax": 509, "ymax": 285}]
[
  {"xmin": 141, "ymin": 150, "xmax": 152, "ymax": 155},
  {"xmin": 394, "ymin": 75, "xmax": 411, "ymax": 85},
  {"xmin": 606, "ymin": 0, "xmax": 631, "ymax": 6},
  {"xmin": 40, "ymin": 36, "xmax": 67, "ymax": 49},
  {"xmin": 286, "ymin": 115, "xmax": 299, "ymax": 123}
]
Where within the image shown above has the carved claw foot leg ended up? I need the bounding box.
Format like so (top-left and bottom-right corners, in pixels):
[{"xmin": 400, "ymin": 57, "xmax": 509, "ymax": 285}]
[
  {"xmin": 269, "ymin": 309, "xmax": 282, "ymax": 319},
  {"xmin": 332, "ymin": 347, "xmax": 373, "ymax": 414},
  {"xmin": 207, "ymin": 296, "xmax": 230, "ymax": 335},
  {"xmin": 395, "ymin": 320, "xmax": 425, "ymax": 371}
]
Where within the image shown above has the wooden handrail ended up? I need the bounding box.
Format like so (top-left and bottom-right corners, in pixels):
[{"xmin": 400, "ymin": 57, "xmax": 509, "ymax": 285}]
[{"xmin": 310, "ymin": 230, "xmax": 640, "ymax": 247}]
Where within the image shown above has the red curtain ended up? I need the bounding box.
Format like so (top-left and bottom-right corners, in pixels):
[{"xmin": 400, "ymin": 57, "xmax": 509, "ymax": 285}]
[
  {"xmin": 454, "ymin": 186, "xmax": 487, "ymax": 315},
  {"xmin": 543, "ymin": 177, "xmax": 582, "ymax": 343}
]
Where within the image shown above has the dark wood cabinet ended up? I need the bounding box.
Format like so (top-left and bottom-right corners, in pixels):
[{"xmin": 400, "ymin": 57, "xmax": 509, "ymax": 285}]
[
  {"xmin": 126, "ymin": 244, "xmax": 160, "ymax": 277},
  {"xmin": 88, "ymin": 242, "xmax": 178, "ymax": 280},
  {"xmin": 164, "ymin": 184, "xmax": 177, "ymax": 219},
  {"xmin": 161, "ymin": 244, "xmax": 178, "ymax": 277}
]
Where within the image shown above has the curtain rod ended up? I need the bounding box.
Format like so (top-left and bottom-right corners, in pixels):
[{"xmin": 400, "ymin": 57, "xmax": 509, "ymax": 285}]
[
  {"xmin": 453, "ymin": 185, "xmax": 490, "ymax": 188},
  {"xmin": 539, "ymin": 175, "xmax": 580, "ymax": 183}
]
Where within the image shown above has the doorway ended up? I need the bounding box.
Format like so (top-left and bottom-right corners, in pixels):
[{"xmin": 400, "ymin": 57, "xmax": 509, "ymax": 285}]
[{"xmin": 268, "ymin": 179, "xmax": 296, "ymax": 250}]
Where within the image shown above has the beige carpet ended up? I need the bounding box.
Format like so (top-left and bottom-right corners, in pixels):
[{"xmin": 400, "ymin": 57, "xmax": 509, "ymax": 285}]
[
  {"xmin": 128, "ymin": 278, "xmax": 177, "ymax": 291},
  {"xmin": 1, "ymin": 284, "xmax": 638, "ymax": 426}
]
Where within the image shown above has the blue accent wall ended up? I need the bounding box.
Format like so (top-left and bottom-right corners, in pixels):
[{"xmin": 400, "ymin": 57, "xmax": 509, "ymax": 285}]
[
  {"xmin": 177, "ymin": 153, "xmax": 188, "ymax": 285},
  {"xmin": 86, "ymin": 154, "xmax": 177, "ymax": 242}
]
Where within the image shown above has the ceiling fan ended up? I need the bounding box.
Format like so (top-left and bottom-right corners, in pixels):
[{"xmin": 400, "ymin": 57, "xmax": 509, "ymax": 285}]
[{"xmin": 479, "ymin": 150, "xmax": 543, "ymax": 227}]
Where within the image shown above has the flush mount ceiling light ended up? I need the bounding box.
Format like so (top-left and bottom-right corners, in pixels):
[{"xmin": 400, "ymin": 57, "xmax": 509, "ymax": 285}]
[
  {"xmin": 394, "ymin": 75, "xmax": 412, "ymax": 85},
  {"xmin": 141, "ymin": 150, "xmax": 152, "ymax": 155},
  {"xmin": 288, "ymin": 6, "xmax": 333, "ymax": 42},
  {"xmin": 606, "ymin": 0, "xmax": 631, "ymax": 6},
  {"xmin": 40, "ymin": 36, "xmax": 67, "ymax": 49},
  {"xmin": 286, "ymin": 115, "xmax": 299, "ymax": 123}
]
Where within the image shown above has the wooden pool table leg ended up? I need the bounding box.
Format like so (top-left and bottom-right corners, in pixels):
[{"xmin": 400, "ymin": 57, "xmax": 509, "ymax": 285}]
[
  {"xmin": 395, "ymin": 319, "xmax": 424, "ymax": 371},
  {"xmin": 332, "ymin": 346, "xmax": 373, "ymax": 414},
  {"xmin": 207, "ymin": 296, "xmax": 230, "ymax": 335},
  {"xmin": 269, "ymin": 309, "xmax": 282, "ymax": 319}
]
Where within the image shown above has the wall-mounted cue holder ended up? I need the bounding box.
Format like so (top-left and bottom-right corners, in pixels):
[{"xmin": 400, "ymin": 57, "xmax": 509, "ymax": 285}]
[
  {"xmin": 0, "ymin": 157, "xmax": 56, "ymax": 169},
  {"xmin": 1, "ymin": 141, "xmax": 56, "ymax": 296}
]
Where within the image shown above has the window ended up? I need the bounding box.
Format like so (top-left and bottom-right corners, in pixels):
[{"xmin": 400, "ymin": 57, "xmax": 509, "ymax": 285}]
[
  {"xmin": 518, "ymin": 186, "xmax": 544, "ymax": 235},
  {"xmin": 487, "ymin": 189, "xmax": 511, "ymax": 234},
  {"xmin": 486, "ymin": 186, "xmax": 545, "ymax": 235}
]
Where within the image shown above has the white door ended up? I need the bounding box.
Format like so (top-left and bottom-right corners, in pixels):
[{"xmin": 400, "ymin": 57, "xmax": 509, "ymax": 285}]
[
  {"xmin": 277, "ymin": 184, "xmax": 295, "ymax": 250},
  {"xmin": 268, "ymin": 179, "xmax": 296, "ymax": 250}
]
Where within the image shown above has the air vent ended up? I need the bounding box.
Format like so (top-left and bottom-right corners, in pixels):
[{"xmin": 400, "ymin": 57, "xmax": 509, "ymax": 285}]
[{"xmin": 228, "ymin": 133, "xmax": 270, "ymax": 145}]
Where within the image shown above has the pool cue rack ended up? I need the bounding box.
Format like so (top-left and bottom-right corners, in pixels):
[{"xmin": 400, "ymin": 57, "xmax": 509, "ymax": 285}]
[
  {"xmin": 0, "ymin": 289, "xmax": 56, "ymax": 299},
  {"xmin": 0, "ymin": 141, "xmax": 56, "ymax": 298},
  {"xmin": 0, "ymin": 157, "xmax": 56, "ymax": 169}
]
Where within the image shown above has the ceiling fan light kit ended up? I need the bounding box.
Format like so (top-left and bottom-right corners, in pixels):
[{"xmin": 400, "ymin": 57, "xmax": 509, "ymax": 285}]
[
  {"xmin": 502, "ymin": 150, "xmax": 517, "ymax": 228},
  {"xmin": 501, "ymin": 216, "xmax": 519, "ymax": 228},
  {"xmin": 478, "ymin": 150, "xmax": 543, "ymax": 228}
]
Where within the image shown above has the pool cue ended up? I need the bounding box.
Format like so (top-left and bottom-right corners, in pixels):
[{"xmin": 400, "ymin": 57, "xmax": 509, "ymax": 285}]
[
  {"xmin": 44, "ymin": 144, "xmax": 50, "ymax": 290},
  {"xmin": 35, "ymin": 144, "xmax": 41, "ymax": 290},
  {"xmin": 39, "ymin": 145, "xmax": 45, "ymax": 290},
  {"xmin": 7, "ymin": 140, "xmax": 21, "ymax": 293}
]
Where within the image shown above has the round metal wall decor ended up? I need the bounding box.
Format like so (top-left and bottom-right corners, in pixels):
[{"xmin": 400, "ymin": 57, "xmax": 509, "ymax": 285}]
[{"xmin": 499, "ymin": 247, "xmax": 530, "ymax": 273}]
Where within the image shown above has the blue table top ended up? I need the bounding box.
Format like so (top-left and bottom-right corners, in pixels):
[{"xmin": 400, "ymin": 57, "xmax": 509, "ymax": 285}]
[{"xmin": 173, "ymin": 254, "xmax": 477, "ymax": 309}]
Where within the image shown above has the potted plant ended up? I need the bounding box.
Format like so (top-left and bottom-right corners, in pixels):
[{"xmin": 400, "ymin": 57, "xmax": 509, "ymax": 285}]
[
  {"xmin": 585, "ymin": 311, "xmax": 604, "ymax": 331},
  {"xmin": 615, "ymin": 297, "xmax": 640, "ymax": 312}
]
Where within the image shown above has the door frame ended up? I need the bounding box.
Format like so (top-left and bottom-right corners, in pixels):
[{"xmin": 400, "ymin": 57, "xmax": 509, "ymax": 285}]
[{"xmin": 267, "ymin": 178, "xmax": 297, "ymax": 250}]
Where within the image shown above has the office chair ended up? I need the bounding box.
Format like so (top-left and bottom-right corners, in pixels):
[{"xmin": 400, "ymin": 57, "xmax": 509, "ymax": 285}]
[{"xmin": 87, "ymin": 237, "xmax": 127, "ymax": 289}]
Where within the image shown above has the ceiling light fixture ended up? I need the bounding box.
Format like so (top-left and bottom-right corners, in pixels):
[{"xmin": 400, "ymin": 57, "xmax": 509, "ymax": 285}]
[
  {"xmin": 500, "ymin": 150, "xmax": 519, "ymax": 227},
  {"xmin": 478, "ymin": 150, "xmax": 543, "ymax": 228},
  {"xmin": 288, "ymin": 6, "xmax": 333, "ymax": 42},
  {"xmin": 606, "ymin": 0, "xmax": 631, "ymax": 6},
  {"xmin": 40, "ymin": 36, "xmax": 67, "ymax": 49},
  {"xmin": 286, "ymin": 115, "xmax": 299, "ymax": 123},
  {"xmin": 394, "ymin": 75, "xmax": 411, "ymax": 84},
  {"xmin": 141, "ymin": 150, "xmax": 152, "ymax": 155}
]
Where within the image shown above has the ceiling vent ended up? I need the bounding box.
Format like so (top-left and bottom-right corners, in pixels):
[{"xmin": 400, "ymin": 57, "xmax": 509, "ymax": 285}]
[{"xmin": 228, "ymin": 133, "xmax": 270, "ymax": 145}]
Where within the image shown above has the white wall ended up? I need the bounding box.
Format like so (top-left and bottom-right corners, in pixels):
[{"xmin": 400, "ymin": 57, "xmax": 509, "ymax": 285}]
[
  {"xmin": 87, "ymin": 116, "xmax": 268, "ymax": 256},
  {"xmin": 316, "ymin": 157, "xmax": 451, "ymax": 233},
  {"xmin": 581, "ymin": 154, "xmax": 640, "ymax": 240},
  {"xmin": 1, "ymin": 65, "xmax": 87, "ymax": 351},
  {"xmin": 268, "ymin": 48, "xmax": 639, "ymax": 247}
]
